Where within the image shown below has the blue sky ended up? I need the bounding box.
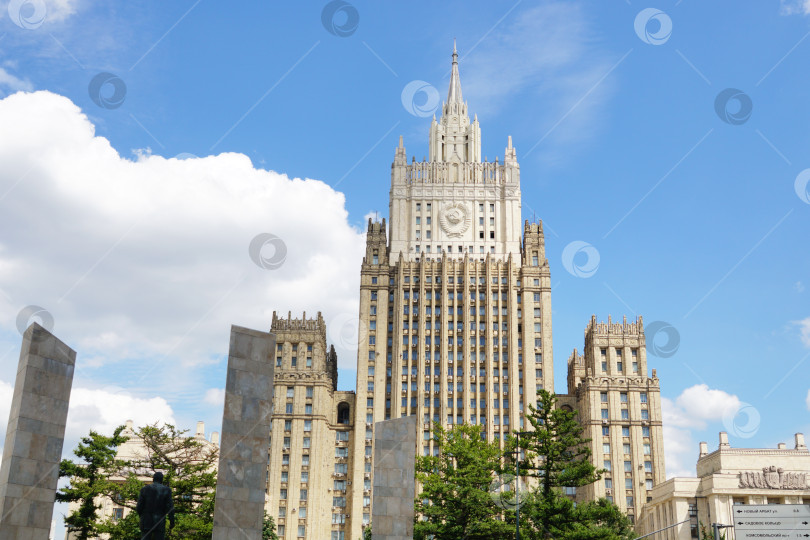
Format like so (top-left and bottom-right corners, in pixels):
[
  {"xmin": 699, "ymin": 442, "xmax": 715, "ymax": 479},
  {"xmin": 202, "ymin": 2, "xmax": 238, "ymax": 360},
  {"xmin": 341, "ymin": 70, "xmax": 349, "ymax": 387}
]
[{"xmin": 1, "ymin": 0, "xmax": 810, "ymax": 531}]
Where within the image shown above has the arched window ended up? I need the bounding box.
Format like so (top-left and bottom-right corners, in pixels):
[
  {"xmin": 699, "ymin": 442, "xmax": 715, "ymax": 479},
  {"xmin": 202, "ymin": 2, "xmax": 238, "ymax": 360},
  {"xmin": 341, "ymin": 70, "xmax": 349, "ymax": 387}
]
[{"xmin": 337, "ymin": 403, "xmax": 350, "ymax": 425}]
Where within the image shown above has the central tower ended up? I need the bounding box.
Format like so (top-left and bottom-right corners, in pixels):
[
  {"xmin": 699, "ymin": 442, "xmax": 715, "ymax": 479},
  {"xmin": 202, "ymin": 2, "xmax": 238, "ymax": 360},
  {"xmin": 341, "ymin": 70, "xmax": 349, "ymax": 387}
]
[
  {"xmin": 389, "ymin": 43, "xmax": 523, "ymax": 261},
  {"xmin": 349, "ymin": 43, "xmax": 553, "ymax": 539}
]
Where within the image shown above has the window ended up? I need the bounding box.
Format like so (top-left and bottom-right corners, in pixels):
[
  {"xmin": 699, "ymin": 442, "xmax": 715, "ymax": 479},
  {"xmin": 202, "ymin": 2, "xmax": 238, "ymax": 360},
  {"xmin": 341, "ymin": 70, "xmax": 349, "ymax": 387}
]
[
  {"xmin": 620, "ymin": 392, "xmax": 628, "ymax": 403},
  {"xmin": 601, "ymin": 409, "xmax": 609, "ymax": 420},
  {"xmin": 285, "ymin": 403, "xmax": 293, "ymax": 414},
  {"xmin": 600, "ymin": 392, "xmax": 608, "ymax": 403},
  {"xmin": 603, "ymin": 443, "xmax": 610, "ymax": 453},
  {"xmin": 641, "ymin": 409, "xmax": 649, "ymax": 420},
  {"xmin": 604, "ymin": 460, "xmax": 611, "ymax": 471},
  {"xmin": 282, "ymin": 454, "xmax": 289, "ymax": 465},
  {"xmin": 621, "ymin": 409, "xmax": 629, "ymax": 420},
  {"xmin": 624, "ymin": 461, "xmax": 632, "ymax": 472},
  {"xmin": 299, "ymin": 507, "xmax": 307, "ymax": 518},
  {"xmin": 646, "ymin": 479, "xmax": 653, "ymax": 490},
  {"xmin": 602, "ymin": 426, "xmax": 609, "ymax": 436},
  {"xmin": 605, "ymin": 478, "xmax": 613, "ymax": 489},
  {"xmin": 625, "ymin": 477, "xmax": 633, "ymax": 489},
  {"xmin": 287, "ymin": 387, "xmax": 294, "ymax": 398},
  {"xmin": 642, "ymin": 426, "xmax": 650, "ymax": 437},
  {"xmin": 276, "ymin": 357, "xmax": 282, "ymax": 367},
  {"xmin": 279, "ymin": 507, "xmax": 286, "ymax": 518},
  {"xmin": 300, "ymin": 489, "xmax": 307, "ymax": 501},
  {"xmin": 278, "ymin": 525, "xmax": 285, "ymax": 536},
  {"xmin": 291, "ymin": 357, "xmax": 297, "ymax": 367},
  {"xmin": 301, "ymin": 471, "xmax": 308, "ymax": 483},
  {"xmin": 643, "ymin": 443, "xmax": 651, "ymax": 455},
  {"xmin": 304, "ymin": 420, "xmax": 311, "ymax": 432},
  {"xmin": 644, "ymin": 461, "xmax": 652, "ymax": 473},
  {"xmin": 303, "ymin": 437, "xmax": 310, "ymax": 449},
  {"xmin": 622, "ymin": 426, "xmax": 630, "ymax": 437},
  {"xmin": 617, "ymin": 361, "xmax": 623, "ymax": 372},
  {"xmin": 640, "ymin": 392, "xmax": 648, "ymax": 403},
  {"xmin": 623, "ymin": 443, "xmax": 631, "ymax": 454},
  {"xmin": 280, "ymin": 488, "xmax": 287, "ymax": 499},
  {"xmin": 305, "ymin": 404, "xmax": 313, "ymax": 414},
  {"xmin": 626, "ymin": 495, "xmax": 634, "ymax": 507}
]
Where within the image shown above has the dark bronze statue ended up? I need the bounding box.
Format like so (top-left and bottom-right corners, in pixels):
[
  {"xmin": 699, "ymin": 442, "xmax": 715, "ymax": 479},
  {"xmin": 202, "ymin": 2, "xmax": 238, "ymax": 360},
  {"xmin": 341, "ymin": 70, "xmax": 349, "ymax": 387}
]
[{"xmin": 136, "ymin": 471, "xmax": 175, "ymax": 540}]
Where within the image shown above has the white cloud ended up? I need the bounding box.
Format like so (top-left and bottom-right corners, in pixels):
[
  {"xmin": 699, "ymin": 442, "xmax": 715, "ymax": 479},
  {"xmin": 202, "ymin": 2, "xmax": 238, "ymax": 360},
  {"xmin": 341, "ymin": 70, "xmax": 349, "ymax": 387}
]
[
  {"xmin": 780, "ymin": 0, "xmax": 810, "ymax": 15},
  {"xmin": 203, "ymin": 387, "xmax": 225, "ymax": 408},
  {"xmin": 0, "ymin": 90, "xmax": 366, "ymax": 395},
  {"xmin": 806, "ymin": 389, "xmax": 810, "ymax": 411},
  {"xmin": 65, "ymin": 386, "xmax": 175, "ymax": 443},
  {"xmin": 793, "ymin": 317, "xmax": 810, "ymax": 347},
  {"xmin": 0, "ymin": 67, "xmax": 33, "ymax": 95},
  {"xmin": 795, "ymin": 281, "xmax": 805, "ymax": 293},
  {"xmin": 662, "ymin": 384, "xmax": 742, "ymax": 479},
  {"xmin": 458, "ymin": 2, "xmax": 616, "ymax": 160}
]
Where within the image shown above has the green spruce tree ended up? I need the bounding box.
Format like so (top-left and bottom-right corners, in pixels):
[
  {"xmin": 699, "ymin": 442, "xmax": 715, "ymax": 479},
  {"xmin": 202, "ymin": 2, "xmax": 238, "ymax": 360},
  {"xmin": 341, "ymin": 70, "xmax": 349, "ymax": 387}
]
[
  {"xmin": 414, "ymin": 422, "xmax": 514, "ymax": 540},
  {"xmin": 56, "ymin": 425, "xmax": 129, "ymax": 540}
]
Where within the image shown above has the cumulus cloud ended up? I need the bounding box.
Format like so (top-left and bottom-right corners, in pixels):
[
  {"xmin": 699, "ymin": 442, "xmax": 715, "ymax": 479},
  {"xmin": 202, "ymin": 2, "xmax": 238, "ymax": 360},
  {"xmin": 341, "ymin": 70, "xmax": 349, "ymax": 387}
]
[
  {"xmin": 0, "ymin": 90, "xmax": 366, "ymax": 400},
  {"xmin": 794, "ymin": 317, "xmax": 810, "ymax": 347},
  {"xmin": 65, "ymin": 387, "xmax": 175, "ymax": 441},
  {"xmin": 662, "ymin": 384, "xmax": 743, "ymax": 478},
  {"xmin": 203, "ymin": 387, "xmax": 225, "ymax": 408}
]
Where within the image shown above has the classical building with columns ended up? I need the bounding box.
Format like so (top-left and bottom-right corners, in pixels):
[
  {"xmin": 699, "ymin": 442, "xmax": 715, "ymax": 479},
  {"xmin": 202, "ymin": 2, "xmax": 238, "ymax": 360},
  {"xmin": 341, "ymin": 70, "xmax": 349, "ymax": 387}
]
[
  {"xmin": 635, "ymin": 432, "xmax": 810, "ymax": 539},
  {"xmin": 263, "ymin": 44, "xmax": 667, "ymax": 539}
]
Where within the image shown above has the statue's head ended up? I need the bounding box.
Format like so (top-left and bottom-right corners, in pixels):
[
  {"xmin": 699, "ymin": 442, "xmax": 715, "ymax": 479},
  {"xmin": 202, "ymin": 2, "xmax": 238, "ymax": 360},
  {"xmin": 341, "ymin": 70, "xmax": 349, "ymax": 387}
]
[{"xmin": 153, "ymin": 471, "xmax": 164, "ymax": 483}]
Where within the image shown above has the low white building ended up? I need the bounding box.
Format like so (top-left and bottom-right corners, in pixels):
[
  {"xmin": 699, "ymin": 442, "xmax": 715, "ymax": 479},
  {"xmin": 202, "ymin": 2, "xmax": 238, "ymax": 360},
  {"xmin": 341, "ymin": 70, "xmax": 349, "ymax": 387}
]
[
  {"xmin": 635, "ymin": 431, "xmax": 810, "ymax": 539},
  {"xmin": 64, "ymin": 420, "xmax": 218, "ymax": 539}
]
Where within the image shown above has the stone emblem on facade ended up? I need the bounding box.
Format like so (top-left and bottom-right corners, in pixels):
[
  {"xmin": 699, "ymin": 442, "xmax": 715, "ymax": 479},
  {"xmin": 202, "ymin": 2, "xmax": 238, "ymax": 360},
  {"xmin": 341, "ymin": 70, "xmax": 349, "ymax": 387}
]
[
  {"xmin": 738, "ymin": 466, "xmax": 808, "ymax": 489},
  {"xmin": 439, "ymin": 202, "xmax": 470, "ymax": 237}
]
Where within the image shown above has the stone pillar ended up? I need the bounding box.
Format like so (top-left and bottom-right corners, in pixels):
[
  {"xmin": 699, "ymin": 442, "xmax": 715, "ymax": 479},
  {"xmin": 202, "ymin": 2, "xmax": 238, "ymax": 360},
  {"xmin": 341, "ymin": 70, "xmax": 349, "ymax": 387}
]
[
  {"xmin": 372, "ymin": 415, "xmax": 417, "ymax": 540},
  {"xmin": 0, "ymin": 323, "xmax": 76, "ymax": 539},
  {"xmin": 212, "ymin": 326, "xmax": 275, "ymax": 540}
]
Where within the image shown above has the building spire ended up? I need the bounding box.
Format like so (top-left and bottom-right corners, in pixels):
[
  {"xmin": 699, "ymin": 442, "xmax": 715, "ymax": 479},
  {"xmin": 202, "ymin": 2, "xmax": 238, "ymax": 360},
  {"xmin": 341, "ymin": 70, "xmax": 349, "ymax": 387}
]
[{"xmin": 447, "ymin": 39, "xmax": 463, "ymax": 104}]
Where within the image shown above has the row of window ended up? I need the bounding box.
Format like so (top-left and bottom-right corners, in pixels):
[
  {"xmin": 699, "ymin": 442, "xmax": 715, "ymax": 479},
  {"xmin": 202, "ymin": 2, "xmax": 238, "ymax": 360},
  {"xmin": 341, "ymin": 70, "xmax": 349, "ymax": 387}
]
[
  {"xmin": 375, "ymin": 274, "xmax": 541, "ymax": 287},
  {"xmin": 604, "ymin": 477, "xmax": 654, "ymax": 490},
  {"xmin": 603, "ymin": 459, "xmax": 653, "ymax": 473},
  {"xmin": 402, "ymin": 365, "xmax": 516, "ymax": 376},
  {"xmin": 602, "ymin": 425, "xmax": 652, "ymax": 437},
  {"xmin": 602, "ymin": 442, "xmax": 653, "ymax": 455},
  {"xmin": 396, "ymin": 351, "xmax": 540, "ymax": 365},
  {"xmin": 601, "ymin": 408, "xmax": 651, "ymax": 420},
  {"xmin": 274, "ymin": 419, "xmax": 313, "ymax": 431},
  {"xmin": 600, "ymin": 391, "xmax": 648, "ymax": 403},
  {"xmin": 275, "ymin": 355, "xmax": 312, "ymax": 368},
  {"xmin": 404, "ymin": 381, "xmax": 534, "ymax": 392}
]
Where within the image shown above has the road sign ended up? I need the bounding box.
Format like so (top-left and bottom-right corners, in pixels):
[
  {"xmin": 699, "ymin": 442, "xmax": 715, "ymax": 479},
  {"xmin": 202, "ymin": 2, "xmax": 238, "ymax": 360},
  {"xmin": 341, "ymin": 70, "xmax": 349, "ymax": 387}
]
[
  {"xmin": 734, "ymin": 505, "xmax": 810, "ymax": 519},
  {"xmin": 732, "ymin": 506, "xmax": 810, "ymax": 539}
]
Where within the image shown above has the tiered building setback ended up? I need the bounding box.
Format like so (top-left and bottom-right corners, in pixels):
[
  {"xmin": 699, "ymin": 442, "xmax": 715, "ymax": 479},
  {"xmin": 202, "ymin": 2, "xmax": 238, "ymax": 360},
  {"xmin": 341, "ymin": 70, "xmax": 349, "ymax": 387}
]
[{"xmin": 263, "ymin": 45, "xmax": 667, "ymax": 540}]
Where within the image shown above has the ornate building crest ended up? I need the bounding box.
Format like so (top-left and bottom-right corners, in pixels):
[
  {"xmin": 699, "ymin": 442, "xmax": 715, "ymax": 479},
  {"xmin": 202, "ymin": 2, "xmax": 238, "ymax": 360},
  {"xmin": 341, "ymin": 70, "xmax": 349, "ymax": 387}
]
[
  {"xmin": 738, "ymin": 466, "xmax": 809, "ymax": 489},
  {"xmin": 439, "ymin": 202, "xmax": 470, "ymax": 237}
]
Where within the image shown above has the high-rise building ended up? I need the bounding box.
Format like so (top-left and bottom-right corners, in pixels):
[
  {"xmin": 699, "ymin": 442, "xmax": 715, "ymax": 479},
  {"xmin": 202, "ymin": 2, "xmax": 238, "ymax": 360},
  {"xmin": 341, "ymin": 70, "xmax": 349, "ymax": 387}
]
[
  {"xmin": 560, "ymin": 315, "xmax": 666, "ymax": 523},
  {"xmin": 267, "ymin": 312, "xmax": 357, "ymax": 540},
  {"xmin": 263, "ymin": 44, "xmax": 666, "ymax": 539}
]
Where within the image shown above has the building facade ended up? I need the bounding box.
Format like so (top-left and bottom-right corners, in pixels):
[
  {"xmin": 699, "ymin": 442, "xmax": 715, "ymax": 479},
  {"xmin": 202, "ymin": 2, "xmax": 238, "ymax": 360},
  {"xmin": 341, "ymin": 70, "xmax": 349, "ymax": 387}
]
[
  {"xmin": 267, "ymin": 312, "xmax": 358, "ymax": 540},
  {"xmin": 264, "ymin": 45, "xmax": 667, "ymax": 539},
  {"xmin": 560, "ymin": 315, "xmax": 666, "ymax": 523},
  {"xmin": 635, "ymin": 432, "xmax": 810, "ymax": 539}
]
